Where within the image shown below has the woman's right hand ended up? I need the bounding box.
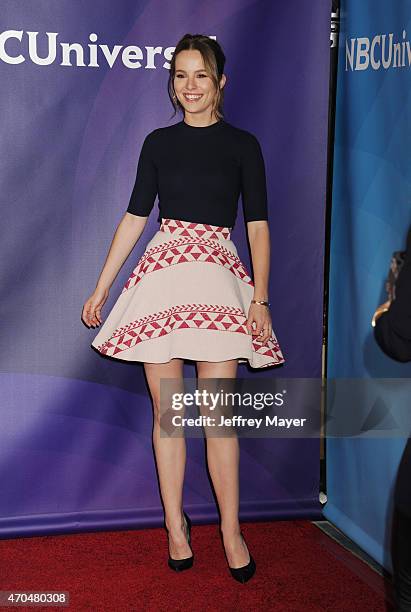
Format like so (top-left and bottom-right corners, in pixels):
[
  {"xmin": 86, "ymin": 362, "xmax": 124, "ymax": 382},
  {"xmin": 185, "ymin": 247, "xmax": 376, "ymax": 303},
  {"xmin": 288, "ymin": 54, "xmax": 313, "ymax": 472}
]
[{"xmin": 82, "ymin": 286, "xmax": 110, "ymax": 328}]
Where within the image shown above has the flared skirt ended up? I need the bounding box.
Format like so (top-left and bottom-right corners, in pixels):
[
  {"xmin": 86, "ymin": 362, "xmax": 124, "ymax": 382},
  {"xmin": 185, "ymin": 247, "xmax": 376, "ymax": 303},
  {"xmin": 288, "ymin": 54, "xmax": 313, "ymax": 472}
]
[{"xmin": 91, "ymin": 217, "xmax": 285, "ymax": 369}]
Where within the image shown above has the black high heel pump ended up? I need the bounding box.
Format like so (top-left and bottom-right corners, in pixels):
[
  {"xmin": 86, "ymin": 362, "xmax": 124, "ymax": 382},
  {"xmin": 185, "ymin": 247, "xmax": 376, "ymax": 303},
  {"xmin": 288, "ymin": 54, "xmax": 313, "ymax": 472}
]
[
  {"xmin": 166, "ymin": 510, "xmax": 194, "ymax": 572},
  {"xmin": 223, "ymin": 530, "xmax": 256, "ymax": 583}
]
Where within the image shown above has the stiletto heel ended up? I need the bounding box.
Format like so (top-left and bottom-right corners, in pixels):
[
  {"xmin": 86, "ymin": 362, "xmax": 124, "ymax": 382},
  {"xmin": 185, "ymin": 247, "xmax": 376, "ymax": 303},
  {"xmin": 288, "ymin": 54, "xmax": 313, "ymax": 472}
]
[
  {"xmin": 166, "ymin": 510, "xmax": 194, "ymax": 572},
  {"xmin": 222, "ymin": 530, "xmax": 256, "ymax": 583}
]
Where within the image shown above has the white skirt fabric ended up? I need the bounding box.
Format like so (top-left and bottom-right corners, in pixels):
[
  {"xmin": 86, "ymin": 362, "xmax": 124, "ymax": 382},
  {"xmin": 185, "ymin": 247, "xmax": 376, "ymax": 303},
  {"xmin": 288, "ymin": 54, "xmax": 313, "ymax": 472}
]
[{"xmin": 91, "ymin": 218, "xmax": 285, "ymax": 369}]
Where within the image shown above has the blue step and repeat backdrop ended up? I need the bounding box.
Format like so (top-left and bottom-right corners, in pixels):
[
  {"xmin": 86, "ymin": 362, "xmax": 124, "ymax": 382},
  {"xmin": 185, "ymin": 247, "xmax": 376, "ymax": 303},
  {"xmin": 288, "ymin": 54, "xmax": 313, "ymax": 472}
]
[
  {"xmin": 0, "ymin": 1, "xmax": 330, "ymax": 536},
  {"xmin": 325, "ymin": 0, "xmax": 411, "ymax": 570}
]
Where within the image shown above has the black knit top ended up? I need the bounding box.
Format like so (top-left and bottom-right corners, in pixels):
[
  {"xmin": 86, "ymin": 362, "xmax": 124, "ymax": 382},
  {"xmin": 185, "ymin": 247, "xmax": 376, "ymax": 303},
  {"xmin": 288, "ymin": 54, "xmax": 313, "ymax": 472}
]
[{"xmin": 126, "ymin": 118, "xmax": 269, "ymax": 229}]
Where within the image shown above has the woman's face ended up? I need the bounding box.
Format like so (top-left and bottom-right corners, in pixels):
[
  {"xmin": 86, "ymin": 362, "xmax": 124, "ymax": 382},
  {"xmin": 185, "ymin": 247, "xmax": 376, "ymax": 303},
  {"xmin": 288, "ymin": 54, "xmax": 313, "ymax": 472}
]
[{"xmin": 173, "ymin": 49, "xmax": 225, "ymax": 121}]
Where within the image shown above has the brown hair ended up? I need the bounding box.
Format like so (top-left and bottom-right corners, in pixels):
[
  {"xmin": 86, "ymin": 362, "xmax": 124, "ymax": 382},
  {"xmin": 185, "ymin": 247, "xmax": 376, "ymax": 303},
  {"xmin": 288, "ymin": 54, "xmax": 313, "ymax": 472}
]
[{"xmin": 168, "ymin": 34, "xmax": 226, "ymax": 121}]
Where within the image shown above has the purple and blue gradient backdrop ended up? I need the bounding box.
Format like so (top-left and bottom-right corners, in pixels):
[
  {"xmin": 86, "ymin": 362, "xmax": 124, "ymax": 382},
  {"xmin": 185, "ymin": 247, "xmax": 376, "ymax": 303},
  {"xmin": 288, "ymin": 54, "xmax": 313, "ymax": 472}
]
[{"xmin": 0, "ymin": 0, "xmax": 330, "ymax": 535}]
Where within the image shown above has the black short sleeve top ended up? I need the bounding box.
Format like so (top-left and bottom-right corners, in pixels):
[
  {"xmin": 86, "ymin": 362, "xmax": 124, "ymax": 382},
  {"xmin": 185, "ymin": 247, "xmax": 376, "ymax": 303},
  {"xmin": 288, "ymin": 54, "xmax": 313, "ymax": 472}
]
[{"xmin": 126, "ymin": 118, "xmax": 269, "ymax": 229}]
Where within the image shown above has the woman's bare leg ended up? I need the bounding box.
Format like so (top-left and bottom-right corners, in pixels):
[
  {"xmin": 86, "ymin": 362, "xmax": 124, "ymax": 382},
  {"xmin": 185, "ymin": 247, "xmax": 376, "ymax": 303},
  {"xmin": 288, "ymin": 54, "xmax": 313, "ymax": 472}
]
[
  {"xmin": 196, "ymin": 358, "xmax": 250, "ymax": 569},
  {"xmin": 144, "ymin": 358, "xmax": 192, "ymax": 560}
]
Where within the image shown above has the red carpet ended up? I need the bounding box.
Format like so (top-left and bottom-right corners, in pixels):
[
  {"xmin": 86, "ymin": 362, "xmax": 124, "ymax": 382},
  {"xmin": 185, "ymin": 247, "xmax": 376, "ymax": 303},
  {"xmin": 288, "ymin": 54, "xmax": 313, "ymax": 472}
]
[{"xmin": 0, "ymin": 520, "xmax": 394, "ymax": 611}]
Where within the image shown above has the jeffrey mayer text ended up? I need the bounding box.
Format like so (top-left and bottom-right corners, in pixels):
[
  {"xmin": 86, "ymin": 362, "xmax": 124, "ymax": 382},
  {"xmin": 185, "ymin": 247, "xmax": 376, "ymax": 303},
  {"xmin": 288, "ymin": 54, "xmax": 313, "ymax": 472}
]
[{"xmin": 172, "ymin": 415, "xmax": 307, "ymax": 429}]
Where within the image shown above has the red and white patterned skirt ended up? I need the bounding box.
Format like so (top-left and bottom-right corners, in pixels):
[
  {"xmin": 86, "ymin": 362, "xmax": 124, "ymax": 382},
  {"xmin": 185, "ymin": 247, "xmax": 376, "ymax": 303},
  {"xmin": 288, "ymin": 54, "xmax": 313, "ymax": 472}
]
[{"xmin": 91, "ymin": 218, "xmax": 285, "ymax": 369}]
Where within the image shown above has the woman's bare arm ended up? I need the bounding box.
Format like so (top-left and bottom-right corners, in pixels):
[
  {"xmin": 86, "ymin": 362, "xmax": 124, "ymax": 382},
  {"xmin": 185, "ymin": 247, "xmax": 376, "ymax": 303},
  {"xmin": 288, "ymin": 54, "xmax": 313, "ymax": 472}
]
[
  {"xmin": 95, "ymin": 212, "xmax": 148, "ymax": 291},
  {"xmin": 245, "ymin": 220, "xmax": 272, "ymax": 344},
  {"xmin": 82, "ymin": 212, "xmax": 148, "ymax": 327},
  {"xmin": 247, "ymin": 221, "xmax": 270, "ymax": 300}
]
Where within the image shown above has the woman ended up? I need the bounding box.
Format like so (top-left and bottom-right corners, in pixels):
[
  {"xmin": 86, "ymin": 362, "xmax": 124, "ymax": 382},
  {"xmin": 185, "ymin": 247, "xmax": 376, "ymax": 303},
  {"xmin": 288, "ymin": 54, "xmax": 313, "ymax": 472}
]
[{"xmin": 82, "ymin": 33, "xmax": 285, "ymax": 583}]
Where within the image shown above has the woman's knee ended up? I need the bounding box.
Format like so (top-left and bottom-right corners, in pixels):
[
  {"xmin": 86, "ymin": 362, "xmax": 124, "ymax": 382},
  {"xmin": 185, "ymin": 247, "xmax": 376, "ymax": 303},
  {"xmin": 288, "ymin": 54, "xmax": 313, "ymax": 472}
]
[{"xmin": 144, "ymin": 358, "xmax": 184, "ymax": 425}]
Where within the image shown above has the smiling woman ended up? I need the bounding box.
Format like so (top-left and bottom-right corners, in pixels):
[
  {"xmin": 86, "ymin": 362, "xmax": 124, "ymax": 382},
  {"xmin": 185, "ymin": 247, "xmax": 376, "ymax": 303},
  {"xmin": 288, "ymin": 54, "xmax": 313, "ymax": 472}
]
[
  {"xmin": 83, "ymin": 32, "xmax": 285, "ymax": 585},
  {"xmin": 168, "ymin": 36, "xmax": 227, "ymax": 126}
]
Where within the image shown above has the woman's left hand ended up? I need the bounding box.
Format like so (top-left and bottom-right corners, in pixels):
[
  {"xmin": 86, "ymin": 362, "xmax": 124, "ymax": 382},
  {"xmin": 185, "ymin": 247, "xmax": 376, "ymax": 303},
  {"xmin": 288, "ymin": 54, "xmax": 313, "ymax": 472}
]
[{"xmin": 246, "ymin": 303, "xmax": 272, "ymax": 344}]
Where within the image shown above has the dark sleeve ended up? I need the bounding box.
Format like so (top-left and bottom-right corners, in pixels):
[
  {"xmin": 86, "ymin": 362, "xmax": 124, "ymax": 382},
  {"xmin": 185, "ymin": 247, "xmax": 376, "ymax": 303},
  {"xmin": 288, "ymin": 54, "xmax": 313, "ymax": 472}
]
[
  {"xmin": 126, "ymin": 132, "xmax": 158, "ymax": 217},
  {"xmin": 374, "ymin": 226, "xmax": 411, "ymax": 362},
  {"xmin": 240, "ymin": 133, "xmax": 269, "ymax": 223}
]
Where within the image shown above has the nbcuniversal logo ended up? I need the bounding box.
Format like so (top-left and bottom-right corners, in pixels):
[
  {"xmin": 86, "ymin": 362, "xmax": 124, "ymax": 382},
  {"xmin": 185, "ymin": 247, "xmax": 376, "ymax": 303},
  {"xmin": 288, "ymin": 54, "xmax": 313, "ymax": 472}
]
[
  {"xmin": 346, "ymin": 29, "xmax": 411, "ymax": 71},
  {"xmin": 0, "ymin": 30, "xmax": 216, "ymax": 68}
]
